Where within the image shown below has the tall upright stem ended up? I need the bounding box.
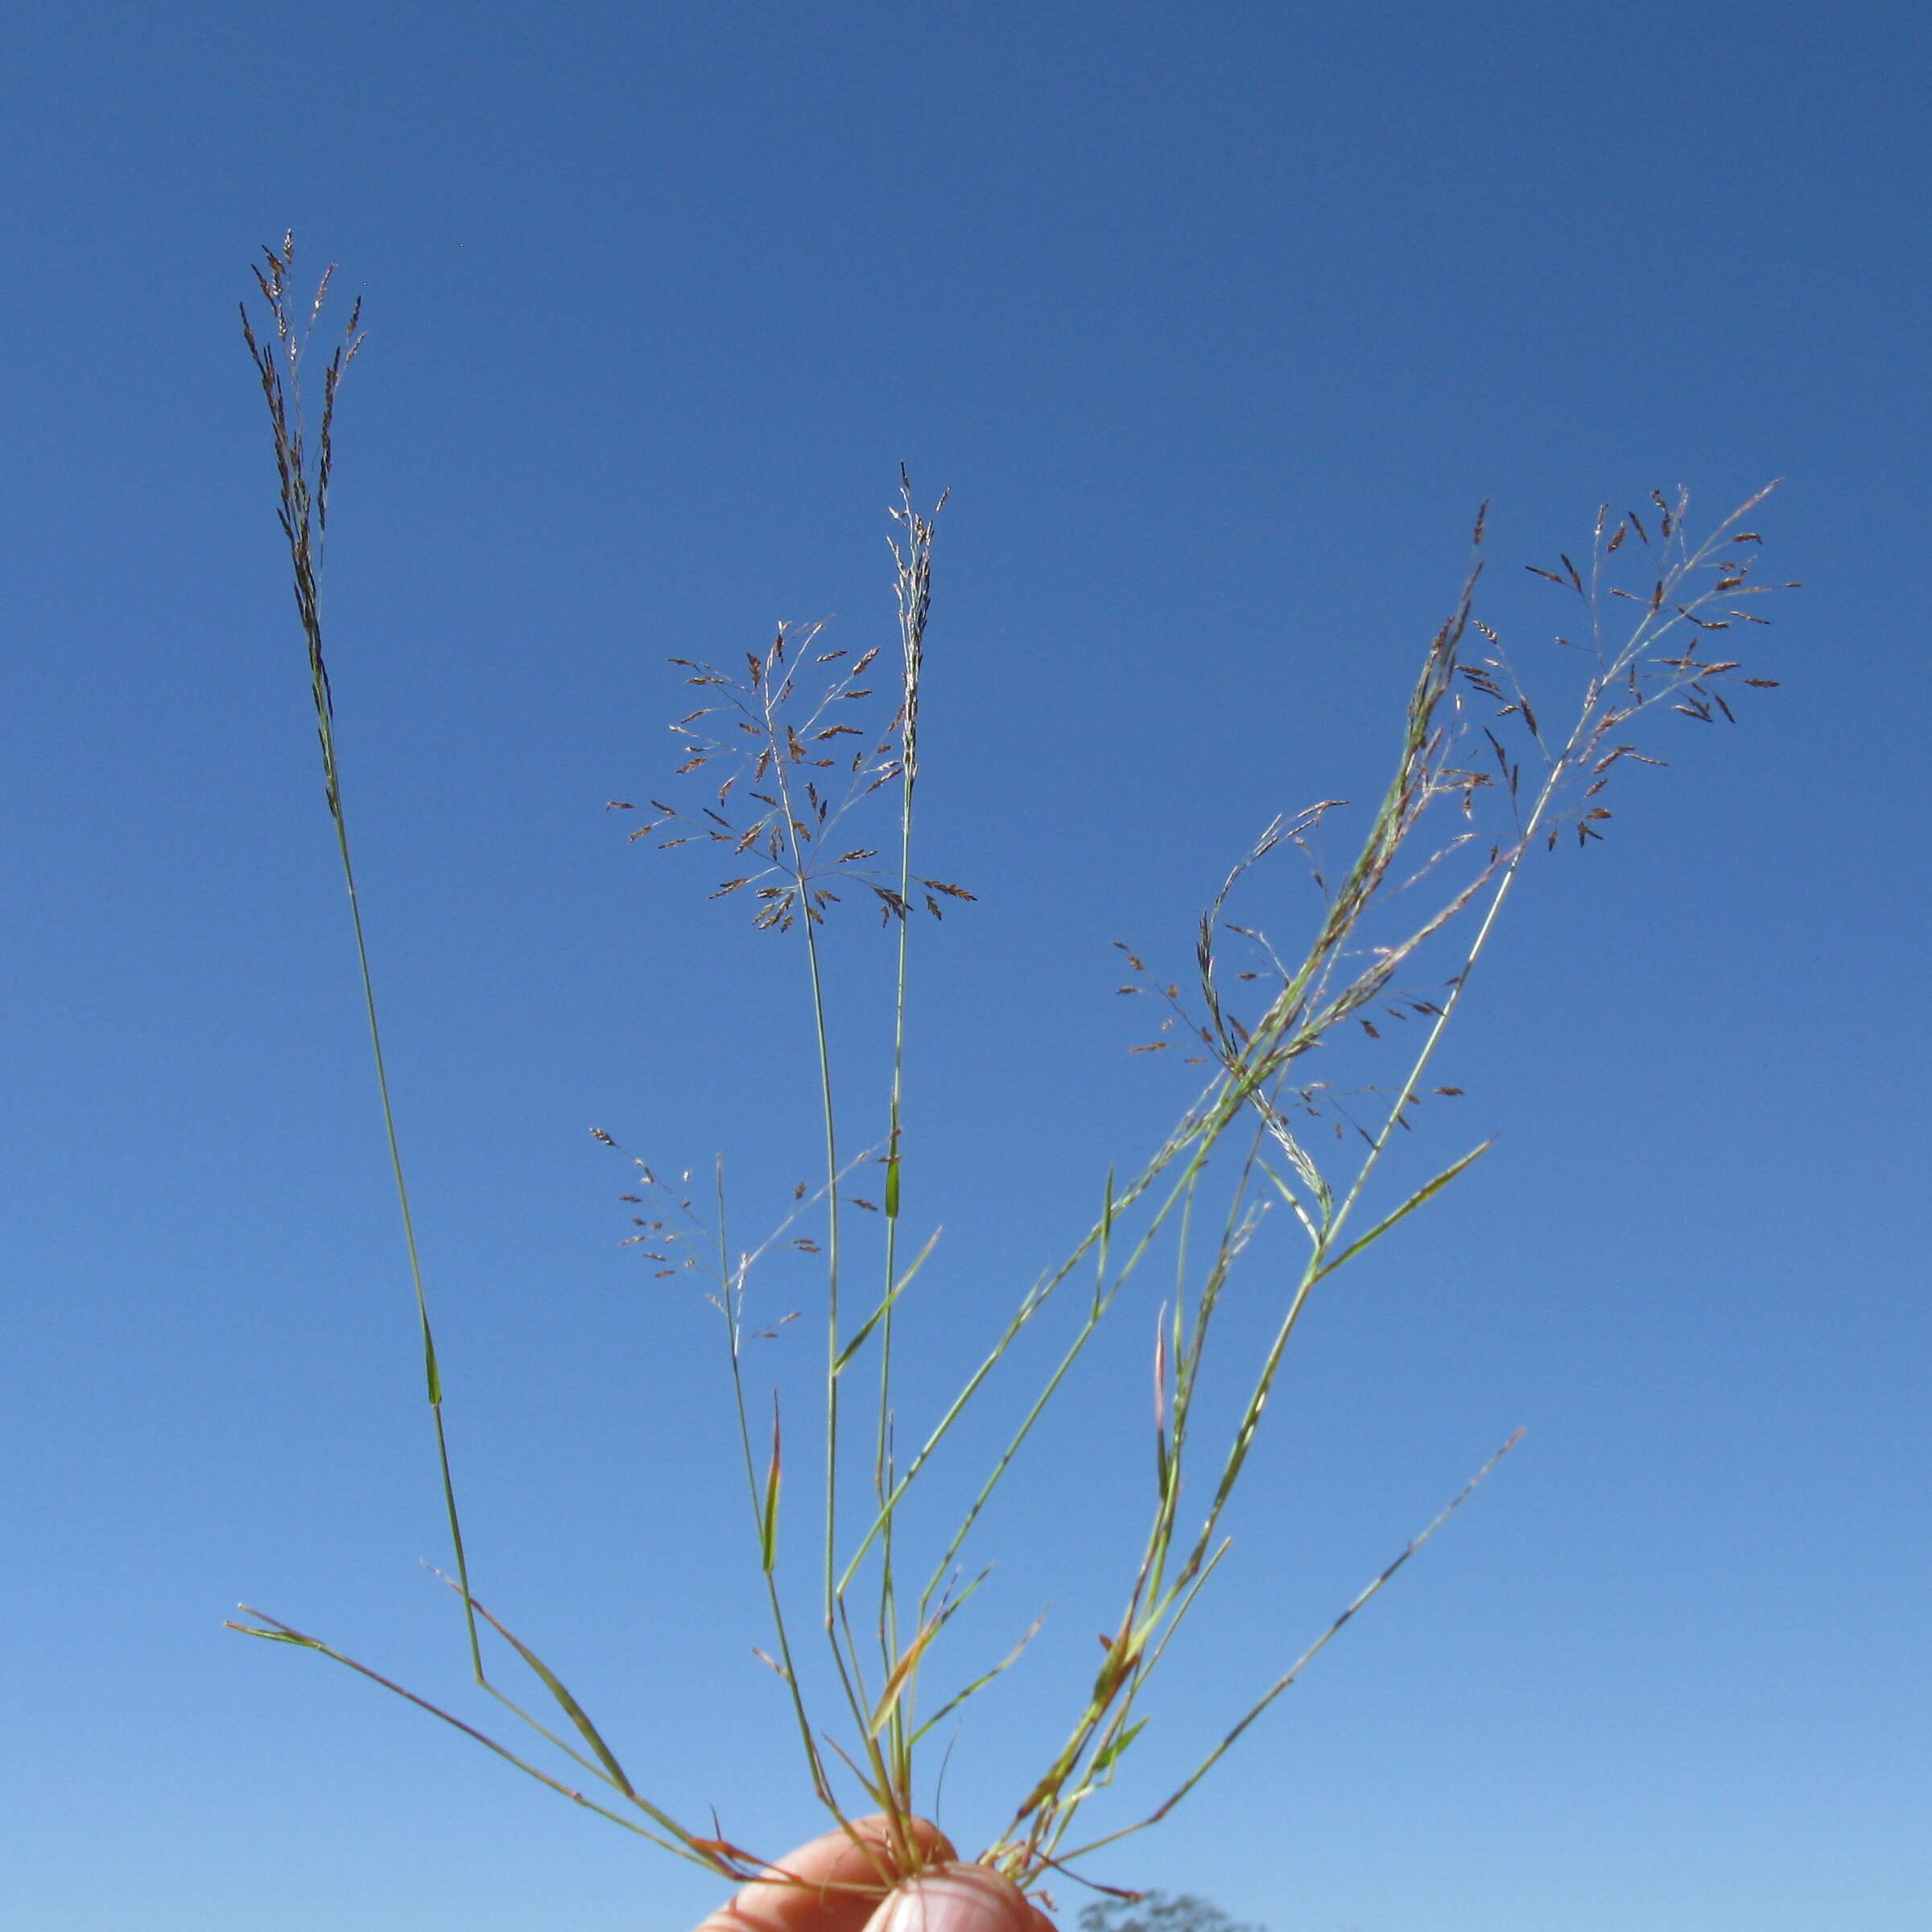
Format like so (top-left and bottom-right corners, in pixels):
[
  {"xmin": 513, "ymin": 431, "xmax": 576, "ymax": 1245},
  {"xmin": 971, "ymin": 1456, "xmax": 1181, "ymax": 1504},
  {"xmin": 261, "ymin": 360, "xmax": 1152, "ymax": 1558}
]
[{"xmin": 242, "ymin": 244, "xmax": 481, "ymax": 1677}]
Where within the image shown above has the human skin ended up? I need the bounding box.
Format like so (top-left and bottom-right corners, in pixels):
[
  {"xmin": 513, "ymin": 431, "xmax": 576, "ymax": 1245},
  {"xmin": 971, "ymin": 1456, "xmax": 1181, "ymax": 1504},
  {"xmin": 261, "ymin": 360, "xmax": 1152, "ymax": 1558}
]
[{"xmin": 691, "ymin": 1814, "xmax": 1055, "ymax": 1932}]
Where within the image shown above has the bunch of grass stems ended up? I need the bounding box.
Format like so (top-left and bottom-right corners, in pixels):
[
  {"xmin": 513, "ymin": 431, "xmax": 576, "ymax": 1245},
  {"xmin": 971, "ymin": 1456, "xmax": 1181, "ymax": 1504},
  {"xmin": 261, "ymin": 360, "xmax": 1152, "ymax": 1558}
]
[{"xmin": 230, "ymin": 236, "xmax": 1788, "ymax": 1916}]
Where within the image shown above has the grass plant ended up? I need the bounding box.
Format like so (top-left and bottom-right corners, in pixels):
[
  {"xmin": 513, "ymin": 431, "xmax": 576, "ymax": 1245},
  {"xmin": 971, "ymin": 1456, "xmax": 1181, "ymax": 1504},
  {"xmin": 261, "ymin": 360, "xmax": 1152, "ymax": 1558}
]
[{"xmin": 230, "ymin": 235, "xmax": 1790, "ymax": 1917}]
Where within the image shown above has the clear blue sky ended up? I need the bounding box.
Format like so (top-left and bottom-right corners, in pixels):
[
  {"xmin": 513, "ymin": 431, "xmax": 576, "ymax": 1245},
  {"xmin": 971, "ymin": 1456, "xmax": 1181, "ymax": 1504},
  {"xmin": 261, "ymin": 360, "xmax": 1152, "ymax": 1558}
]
[{"xmin": 4, "ymin": 5, "xmax": 1926, "ymax": 1929}]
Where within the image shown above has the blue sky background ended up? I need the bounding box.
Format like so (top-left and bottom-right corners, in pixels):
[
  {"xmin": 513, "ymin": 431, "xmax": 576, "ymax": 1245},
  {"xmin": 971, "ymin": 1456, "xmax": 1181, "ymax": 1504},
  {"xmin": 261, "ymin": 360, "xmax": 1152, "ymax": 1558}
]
[{"xmin": 4, "ymin": 5, "xmax": 1927, "ymax": 1929}]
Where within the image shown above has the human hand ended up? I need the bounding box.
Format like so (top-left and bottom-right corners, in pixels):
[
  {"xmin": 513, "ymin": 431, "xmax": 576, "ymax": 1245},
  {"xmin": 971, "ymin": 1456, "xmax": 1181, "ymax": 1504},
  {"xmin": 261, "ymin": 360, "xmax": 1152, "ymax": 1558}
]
[{"xmin": 693, "ymin": 1814, "xmax": 1054, "ymax": 1932}]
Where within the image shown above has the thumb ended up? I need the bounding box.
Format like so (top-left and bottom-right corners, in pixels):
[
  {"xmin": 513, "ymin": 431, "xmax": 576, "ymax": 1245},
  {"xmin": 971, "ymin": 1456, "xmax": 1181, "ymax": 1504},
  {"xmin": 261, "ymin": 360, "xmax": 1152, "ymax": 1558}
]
[{"xmin": 861, "ymin": 1863, "xmax": 1051, "ymax": 1932}]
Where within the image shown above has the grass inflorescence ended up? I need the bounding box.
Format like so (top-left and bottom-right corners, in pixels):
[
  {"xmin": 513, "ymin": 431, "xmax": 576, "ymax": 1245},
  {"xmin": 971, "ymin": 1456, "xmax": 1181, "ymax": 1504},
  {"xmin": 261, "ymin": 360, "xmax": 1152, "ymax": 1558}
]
[{"xmin": 231, "ymin": 237, "xmax": 1790, "ymax": 1918}]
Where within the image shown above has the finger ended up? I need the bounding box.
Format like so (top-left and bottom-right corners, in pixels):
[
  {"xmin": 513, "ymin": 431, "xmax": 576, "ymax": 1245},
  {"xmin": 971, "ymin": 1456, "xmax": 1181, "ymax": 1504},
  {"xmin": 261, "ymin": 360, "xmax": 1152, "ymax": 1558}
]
[
  {"xmin": 858, "ymin": 1862, "xmax": 1053, "ymax": 1932},
  {"xmin": 694, "ymin": 1814, "xmax": 958, "ymax": 1932}
]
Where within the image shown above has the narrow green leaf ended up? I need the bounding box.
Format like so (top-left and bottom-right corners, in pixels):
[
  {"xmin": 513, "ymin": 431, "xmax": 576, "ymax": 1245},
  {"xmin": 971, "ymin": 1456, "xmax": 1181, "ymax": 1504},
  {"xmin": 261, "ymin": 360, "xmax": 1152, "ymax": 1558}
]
[
  {"xmin": 1153, "ymin": 1316, "xmax": 1170, "ymax": 1500},
  {"xmin": 908, "ymin": 1611, "xmax": 1045, "ymax": 1744},
  {"xmin": 1282, "ymin": 1125, "xmax": 1333, "ymax": 1225},
  {"xmin": 1312, "ymin": 1140, "xmax": 1492, "ymax": 1285},
  {"xmin": 228, "ymin": 1620, "xmax": 325, "ymax": 1651},
  {"xmin": 1258, "ymin": 1158, "xmax": 1320, "ymax": 1245},
  {"xmin": 834, "ymin": 1228, "xmax": 939, "ymax": 1372},
  {"xmin": 225, "ymin": 1604, "xmax": 700, "ymax": 1859},
  {"xmin": 884, "ymin": 1157, "xmax": 901, "ymax": 1219},
  {"xmin": 867, "ymin": 1610, "xmax": 944, "ymax": 1738},
  {"xmin": 1063, "ymin": 1430, "xmax": 1525, "ymax": 1854},
  {"xmin": 760, "ymin": 1397, "xmax": 782, "ymax": 1574},
  {"xmin": 1091, "ymin": 1716, "xmax": 1149, "ymax": 1777},
  {"xmin": 865, "ymin": 1571, "xmax": 986, "ymax": 1739},
  {"xmin": 437, "ymin": 1579, "xmax": 640, "ymax": 1802}
]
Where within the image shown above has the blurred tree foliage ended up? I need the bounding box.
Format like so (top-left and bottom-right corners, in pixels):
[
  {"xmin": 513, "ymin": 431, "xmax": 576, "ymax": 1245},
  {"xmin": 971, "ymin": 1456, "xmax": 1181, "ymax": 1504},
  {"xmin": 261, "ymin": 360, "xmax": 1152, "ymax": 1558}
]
[{"xmin": 1079, "ymin": 1892, "xmax": 1265, "ymax": 1932}]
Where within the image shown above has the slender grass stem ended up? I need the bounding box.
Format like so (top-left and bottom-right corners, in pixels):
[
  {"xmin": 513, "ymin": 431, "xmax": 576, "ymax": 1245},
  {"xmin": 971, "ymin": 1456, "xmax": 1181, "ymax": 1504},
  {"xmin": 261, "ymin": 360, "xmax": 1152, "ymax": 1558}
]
[
  {"xmin": 714, "ymin": 1166, "xmax": 837, "ymax": 1810},
  {"xmin": 240, "ymin": 238, "xmax": 481, "ymax": 1679},
  {"xmin": 335, "ymin": 814, "xmax": 483, "ymax": 1680},
  {"xmin": 750, "ymin": 644, "xmax": 849, "ymax": 1633},
  {"xmin": 799, "ymin": 917, "xmax": 844, "ymax": 1627},
  {"xmin": 874, "ymin": 477, "xmax": 938, "ymax": 1809}
]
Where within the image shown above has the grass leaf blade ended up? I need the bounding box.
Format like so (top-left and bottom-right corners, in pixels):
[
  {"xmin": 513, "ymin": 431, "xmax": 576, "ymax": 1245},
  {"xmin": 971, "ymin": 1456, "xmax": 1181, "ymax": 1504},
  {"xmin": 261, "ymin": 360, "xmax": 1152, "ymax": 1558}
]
[{"xmin": 1312, "ymin": 1140, "xmax": 1492, "ymax": 1285}]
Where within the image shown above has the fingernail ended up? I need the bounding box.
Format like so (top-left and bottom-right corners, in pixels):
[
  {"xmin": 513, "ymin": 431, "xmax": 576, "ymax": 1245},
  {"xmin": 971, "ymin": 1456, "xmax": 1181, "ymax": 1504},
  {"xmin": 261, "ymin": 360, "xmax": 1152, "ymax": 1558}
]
[{"xmin": 869, "ymin": 1868, "xmax": 1022, "ymax": 1932}]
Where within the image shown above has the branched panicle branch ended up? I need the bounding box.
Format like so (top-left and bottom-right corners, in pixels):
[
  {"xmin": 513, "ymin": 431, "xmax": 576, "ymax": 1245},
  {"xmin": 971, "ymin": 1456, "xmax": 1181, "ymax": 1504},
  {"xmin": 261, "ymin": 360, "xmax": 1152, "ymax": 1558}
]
[
  {"xmin": 978, "ymin": 484, "xmax": 1788, "ymax": 1881},
  {"xmin": 239, "ymin": 233, "xmax": 364, "ymax": 823},
  {"xmin": 609, "ymin": 495, "xmax": 970, "ymax": 935},
  {"xmin": 889, "ymin": 466, "xmax": 947, "ymax": 794},
  {"xmin": 607, "ymin": 477, "xmax": 967, "ymax": 1844},
  {"xmin": 610, "ymin": 481, "xmax": 1785, "ymax": 1894}
]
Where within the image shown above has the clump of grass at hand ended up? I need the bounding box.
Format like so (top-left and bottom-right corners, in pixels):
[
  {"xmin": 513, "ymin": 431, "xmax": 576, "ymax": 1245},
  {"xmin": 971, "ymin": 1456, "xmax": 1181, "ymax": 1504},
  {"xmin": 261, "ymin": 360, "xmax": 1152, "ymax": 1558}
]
[{"xmin": 232, "ymin": 239, "xmax": 1790, "ymax": 1917}]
